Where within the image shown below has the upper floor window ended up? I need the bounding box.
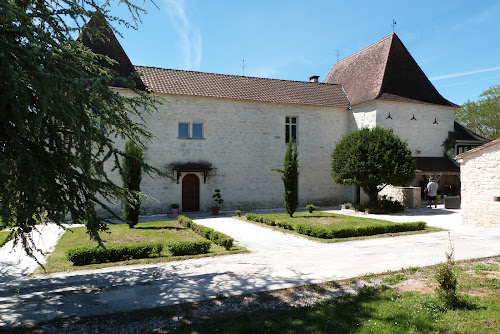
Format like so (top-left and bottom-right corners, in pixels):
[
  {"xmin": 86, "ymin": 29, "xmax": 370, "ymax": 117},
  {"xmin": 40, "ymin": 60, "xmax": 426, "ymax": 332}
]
[
  {"xmin": 178, "ymin": 122, "xmax": 204, "ymax": 139},
  {"xmin": 285, "ymin": 116, "xmax": 297, "ymax": 143},
  {"xmin": 178, "ymin": 123, "xmax": 190, "ymax": 138},
  {"xmin": 192, "ymin": 123, "xmax": 203, "ymax": 139}
]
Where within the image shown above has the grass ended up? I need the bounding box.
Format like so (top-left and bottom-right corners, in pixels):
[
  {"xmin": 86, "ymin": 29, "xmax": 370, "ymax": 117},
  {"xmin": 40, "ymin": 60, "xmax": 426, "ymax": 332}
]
[
  {"xmin": 170, "ymin": 258, "xmax": 500, "ymax": 334},
  {"xmin": 245, "ymin": 211, "xmax": 443, "ymax": 242},
  {"xmin": 0, "ymin": 230, "xmax": 13, "ymax": 247},
  {"xmin": 38, "ymin": 220, "xmax": 247, "ymax": 274}
]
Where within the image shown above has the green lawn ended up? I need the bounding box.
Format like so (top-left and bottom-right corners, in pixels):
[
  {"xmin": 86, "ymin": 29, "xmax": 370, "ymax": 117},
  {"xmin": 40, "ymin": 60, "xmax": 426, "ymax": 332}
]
[
  {"xmin": 0, "ymin": 230, "xmax": 13, "ymax": 247},
  {"xmin": 39, "ymin": 220, "xmax": 247, "ymax": 274},
  {"xmin": 172, "ymin": 258, "xmax": 500, "ymax": 334},
  {"xmin": 246, "ymin": 211, "xmax": 443, "ymax": 242}
]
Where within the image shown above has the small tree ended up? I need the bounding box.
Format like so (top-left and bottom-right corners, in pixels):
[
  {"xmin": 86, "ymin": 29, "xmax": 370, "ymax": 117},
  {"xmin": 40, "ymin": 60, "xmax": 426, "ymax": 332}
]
[
  {"xmin": 122, "ymin": 140, "xmax": 143, "ymax": 228},
  {"xmin": 331, "ymin": 127, "xmax": 415, "ymax": 202},
  {"xmin": 271, "ymin": 140, "xmax": 299, "ymax": 217}
]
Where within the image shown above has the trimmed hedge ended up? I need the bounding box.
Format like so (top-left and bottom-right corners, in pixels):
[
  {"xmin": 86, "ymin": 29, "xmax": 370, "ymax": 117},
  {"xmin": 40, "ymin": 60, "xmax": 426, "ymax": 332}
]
[
  {"xmin": 177, "ymin": 215, "xmax": 234, "ymax": 250},
  {"xmin": 167, "ymin": 240, "xmax": 211, "ymax": 256},
  {"xmin": 245, "ymin": 213, "xmax": 426, "ymax": 239},
  {"xmin": 67, "ymin": 243, "xmax": 164, "ymax": 266},
  {"xmin": 296, "ymin": 221, "xmax": 427, "ymax": 239}
]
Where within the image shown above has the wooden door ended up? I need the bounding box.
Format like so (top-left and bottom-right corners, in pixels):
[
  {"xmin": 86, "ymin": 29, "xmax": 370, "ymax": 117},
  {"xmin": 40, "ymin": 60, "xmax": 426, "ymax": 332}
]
[{"xmin": 182, "ymin": 174, "xmax": 200, "ymax": 212}]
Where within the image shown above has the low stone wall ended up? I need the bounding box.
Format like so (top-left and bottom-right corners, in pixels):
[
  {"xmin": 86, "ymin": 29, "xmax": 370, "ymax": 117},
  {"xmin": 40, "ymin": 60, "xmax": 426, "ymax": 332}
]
[{"xmin": 379, "ymin": 186, "xmax": 421, "ymax": 208}]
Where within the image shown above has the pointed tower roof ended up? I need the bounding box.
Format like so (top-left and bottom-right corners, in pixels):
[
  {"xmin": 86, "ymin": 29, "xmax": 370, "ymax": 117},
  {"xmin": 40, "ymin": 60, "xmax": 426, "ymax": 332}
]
[
  {"xmin": 78, "ymin": 12, "xmax": 146, "ymax": 90},
  {"xmin": 323, "ymin": 33, "xmax": 457, "ymax": 107}
]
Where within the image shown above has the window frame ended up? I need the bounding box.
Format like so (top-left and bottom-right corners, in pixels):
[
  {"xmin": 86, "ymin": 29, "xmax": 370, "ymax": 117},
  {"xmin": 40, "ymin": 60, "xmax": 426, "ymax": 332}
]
[
  {"xmin": 178, "ymin": 122, "xmax": 204, "ymax": 139},
  {"xmin": 192, "ymin": 123, "xmax": 204, "ymax": 139},
  {"xmin": 178, "ymin": 122, "xmax": 190, "ymax": 138},
  {"xmin": 285, "ymin": 116, "xmax": 298, "ymax": 144}
]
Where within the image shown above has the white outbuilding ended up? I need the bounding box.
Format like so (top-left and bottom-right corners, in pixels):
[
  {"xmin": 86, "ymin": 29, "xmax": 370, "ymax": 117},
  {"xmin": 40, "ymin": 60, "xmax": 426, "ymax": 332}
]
[{"xmin": 456, "ymin": 139, "xmax": 500, "ymax": 227}]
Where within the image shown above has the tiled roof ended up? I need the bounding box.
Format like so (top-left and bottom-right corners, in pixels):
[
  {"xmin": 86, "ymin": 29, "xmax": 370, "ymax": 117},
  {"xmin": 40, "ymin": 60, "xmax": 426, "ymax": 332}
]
[
  {"xmin": 78, "ymin": 13, "xmax": 146, "ymax": 90},
  {"xmin": 323, "ymin": 33, "xmax": 457, "ymax": 107},
  {"xmin": 415, "ymin": 157, "xmax": 460, "ymax": 173},
  {"xmin": 452, "ymin": 122, "xmax": 490, "ymax": 142},
  {"xmin": 135, "ymin": 66, "xmax": 350, "ymax": 108}
]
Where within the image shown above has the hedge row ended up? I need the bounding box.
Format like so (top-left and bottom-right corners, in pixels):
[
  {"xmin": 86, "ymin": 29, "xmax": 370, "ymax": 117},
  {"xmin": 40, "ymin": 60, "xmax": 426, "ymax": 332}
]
[
  {"xmin": 245, "ymin": 213, "xmax": 293, "ymax": 230},
  {"xmin": 295, "ymin": 222, "xmax": 426, "ymax": 239},
  {"xmin": 167, "ymin": 240, "xmax": 211, "ymax": 256},
  {"xmin": 245, "ymin": 213, "xmax": 426, "ymax": 239},
  {"xmin": 67, "ymin": 243, "xmax": 164, "ymax": 266},
  {"xmin": 178, "ymin": 215, "xmax": 234, "ymax": 250}
]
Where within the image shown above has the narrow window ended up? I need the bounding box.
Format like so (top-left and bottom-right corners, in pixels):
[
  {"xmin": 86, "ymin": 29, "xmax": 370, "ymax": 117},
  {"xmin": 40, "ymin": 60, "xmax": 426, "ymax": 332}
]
[
  {"xmin": 192, "ymin": 123, "xmax": 203, "ymax": 139},
  {"xmin": 178, "ymin": 123, "xmax": 189, "ymax": 138},
  {"xmin": 285, "ymin": 117, "xmax": 297, "ymax": 143}
]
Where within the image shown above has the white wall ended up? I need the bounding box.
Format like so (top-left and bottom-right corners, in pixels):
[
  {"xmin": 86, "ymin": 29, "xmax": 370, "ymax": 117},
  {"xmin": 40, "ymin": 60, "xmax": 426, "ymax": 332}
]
[
  {"xmin": 375, "ymin": 101, "xmax": 455, "ymax": 157},
  {"xmin": 103, "ymin": 92, "xmax": 350, "ymax": 214},
  {"xmin": 459, "ymin": 144, "xmax": 500, "ymax": 227}
]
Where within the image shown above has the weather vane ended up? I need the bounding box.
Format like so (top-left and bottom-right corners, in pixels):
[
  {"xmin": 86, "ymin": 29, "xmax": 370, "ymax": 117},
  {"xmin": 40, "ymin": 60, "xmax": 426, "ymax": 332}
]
[
  {"xmin": 241, "ymin": 59, "xmax": 245, "ymax": 76},
  {"xmin": 392, "ymin": 19, "xmax": 397, "ymax": 33},
  {"xmin": 336, "ymin": 50, "xmax": 340, "ymax": 62}
]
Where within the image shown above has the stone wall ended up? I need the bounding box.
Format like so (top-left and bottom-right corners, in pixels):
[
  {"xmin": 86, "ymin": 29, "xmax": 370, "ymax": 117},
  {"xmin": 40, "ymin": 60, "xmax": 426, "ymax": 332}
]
[
  {"xmin": 102, "ymin": 91, "xmax": 350, "ymax": 215},
  {"xmin": 459, "ymin": 144, "xmax": 500, "ymax": 227},
  {"xmin": 379, "ymin": 185, "xmax": 422, "ymax": 208},
  {"xmin": 375, "ymin": 101, "xmax": 455, "ymax": 157},
  {"xmin": 350, "ymin": 100, "xmax": 455, "ymax": 157}
]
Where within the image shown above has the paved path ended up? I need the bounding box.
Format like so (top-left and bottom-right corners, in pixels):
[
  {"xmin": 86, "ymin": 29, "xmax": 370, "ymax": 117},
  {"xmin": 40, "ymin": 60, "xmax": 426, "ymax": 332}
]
[
  {"xmin": 0, "ymin": 224, "xmax": 66, "ymax": 281},
  {"xmin": 1, "ymin": 206, "xmax": 499, "ymax": 328}
]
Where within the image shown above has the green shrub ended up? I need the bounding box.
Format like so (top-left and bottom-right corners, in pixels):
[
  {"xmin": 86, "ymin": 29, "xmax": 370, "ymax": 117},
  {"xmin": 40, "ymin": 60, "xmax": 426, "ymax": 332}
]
[
  {"xmin": 276, "ymin": 221, "xmax": 294, "ymax": 230},
  {"xmin": 359, "ymin": 196, "xmax": 405, "ymax": 214},
  {"xmin": 245, "ymin": 213, "xmax": 259, "ymax": 222},
  {"xmin": 122, "ymin": 140, "xmax": 143, "ymax": 228},
  {"xmin": 67, "ymin": 243, "xmax": 164, "ymax": 266},
  {"xmin": 435, "ymin": 244, "xmax": 459, "ymax": 309},
  {"xmin": 235, "ymin": 210, "xmax": 241, "ymax": 217},
  {"xmin": 178, "ymin": 216, "xmax": 234, "ymax": 250},
  {"xmin": 295, "ymin": 221, "xmax": 426, "ymax": 239},
  {"xmin": 306, "ymin": 204, "xmax": 316, "ymax": 213},
  {"xmin": 167, "ymin": 240, "xmax": 211, "ymax": 256},
  {"xmin": 178, "ymin": 215, "xmax": 193, "ymax": 228}
]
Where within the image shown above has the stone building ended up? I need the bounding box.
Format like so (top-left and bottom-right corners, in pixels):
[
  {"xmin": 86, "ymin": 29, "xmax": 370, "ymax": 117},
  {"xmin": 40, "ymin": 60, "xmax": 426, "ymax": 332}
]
[
  {"xmin": 82, "ymin": 17, "xmax": 487, "ymax": 214},
  {"xmin": 456, "ymin": 139, "xmax": 500, "ymax": 227}
]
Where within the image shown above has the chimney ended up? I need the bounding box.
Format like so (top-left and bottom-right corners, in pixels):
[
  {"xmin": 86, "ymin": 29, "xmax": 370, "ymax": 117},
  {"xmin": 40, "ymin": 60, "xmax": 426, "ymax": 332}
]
[{"xmin": 309, "ymin": 75, "xmax": 319, "ymax": 83}]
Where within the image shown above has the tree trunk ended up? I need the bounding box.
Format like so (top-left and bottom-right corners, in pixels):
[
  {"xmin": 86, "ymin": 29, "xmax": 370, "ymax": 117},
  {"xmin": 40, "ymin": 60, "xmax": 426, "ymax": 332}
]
[{"xmin": 363, "ymin": 187, "xmax": 379, "ymax": 202}]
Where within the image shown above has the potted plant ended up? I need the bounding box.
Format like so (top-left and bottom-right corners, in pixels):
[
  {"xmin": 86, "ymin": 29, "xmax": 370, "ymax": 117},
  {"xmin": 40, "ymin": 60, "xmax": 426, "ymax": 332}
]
[
  {"xmin": 211, "ymin": 189, "xmax": 224, "ymax": 215},
  {"xmin": 171, "ymin": 203, "xmax": 179, "ymax": 215}
]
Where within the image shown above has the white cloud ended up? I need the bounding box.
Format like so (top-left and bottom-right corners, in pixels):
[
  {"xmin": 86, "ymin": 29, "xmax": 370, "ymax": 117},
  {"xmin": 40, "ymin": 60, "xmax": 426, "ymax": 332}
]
[
  {"xmin": 430, "ymin": 66, "xmax": 500, "ymax": 81},
  {"xmin": 163, "ymin": 0, "xmax": 202, "ymax": 70}
]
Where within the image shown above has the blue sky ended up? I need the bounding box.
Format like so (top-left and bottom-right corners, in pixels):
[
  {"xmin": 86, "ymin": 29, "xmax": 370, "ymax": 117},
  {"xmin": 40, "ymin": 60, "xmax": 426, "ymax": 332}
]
[{"xmin": 110, "ymin": 0, "xmax": 500, "ymax": 105}]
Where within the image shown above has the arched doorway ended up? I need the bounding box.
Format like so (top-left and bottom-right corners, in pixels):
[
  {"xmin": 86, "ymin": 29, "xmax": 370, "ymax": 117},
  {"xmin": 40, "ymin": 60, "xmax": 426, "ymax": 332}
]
[{"xmin": 182, "ymin": 174, "xmax": 200, "ymax": 212}]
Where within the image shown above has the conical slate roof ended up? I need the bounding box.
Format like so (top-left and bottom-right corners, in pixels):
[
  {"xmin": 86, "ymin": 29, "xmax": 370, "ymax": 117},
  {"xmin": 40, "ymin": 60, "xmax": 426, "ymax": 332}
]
[
  {"xmin": 78, "ymin": 12, "xmax": 146, "ymax": 90},
  {"xmin": 324, "ymin": 33, "xmax": 457, "ymax": 107}
]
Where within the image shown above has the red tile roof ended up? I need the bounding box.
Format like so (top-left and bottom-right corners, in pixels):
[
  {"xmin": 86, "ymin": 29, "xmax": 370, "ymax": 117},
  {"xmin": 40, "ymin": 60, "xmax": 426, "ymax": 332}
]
[
  {"xmin": 135, "ymin": 66, "xmax": 350, "ymax": 108},
  {"xmin": 323, "ymin": 33, "xmax": 457, "ymax": 107}
]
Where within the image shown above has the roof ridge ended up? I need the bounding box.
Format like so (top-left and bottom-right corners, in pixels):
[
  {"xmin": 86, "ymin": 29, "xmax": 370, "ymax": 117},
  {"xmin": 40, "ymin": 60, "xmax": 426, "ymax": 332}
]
[
  {"xmin": 375, "ymin": 34, "xmax": 396, "ymax": 99},
  {"xmin": 134, "ymin": 65, "xmax": 344, "ymax": 87}
]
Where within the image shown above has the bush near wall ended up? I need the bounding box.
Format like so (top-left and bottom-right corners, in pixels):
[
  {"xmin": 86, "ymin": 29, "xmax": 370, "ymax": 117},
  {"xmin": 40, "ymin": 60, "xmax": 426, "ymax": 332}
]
[
  {"xmin": 177, "ymin": 216, "xmax": 234, "ymax": 250},
  {"xmin": 66, "ymin": 243, "xmax": 164, "ymax": 266},
  {"xmin": 245, "ymin": 213, "xmax": 426, "ymax": 239}
]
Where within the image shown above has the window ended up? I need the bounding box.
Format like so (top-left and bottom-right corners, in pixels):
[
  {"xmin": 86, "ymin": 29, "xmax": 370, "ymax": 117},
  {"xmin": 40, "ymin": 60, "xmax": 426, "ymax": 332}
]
[
  {"xmin": 178, "ymin": 122, "xmax": 204, "ymax": 139},
  {"xmin": 285, "ymin": 117, "xmax": 297, "ymax": 143},
  {"xmin": 178, "ymin": 123, "xmax": 190, "ymax": 138},
  {"xmin": 192, "ymin": 123, "xmax": 203, "ymax": 139}
]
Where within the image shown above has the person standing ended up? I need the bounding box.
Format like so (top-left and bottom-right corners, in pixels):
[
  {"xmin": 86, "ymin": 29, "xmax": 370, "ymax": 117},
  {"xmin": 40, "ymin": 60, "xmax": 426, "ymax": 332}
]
[{"xmin": 425, "ymin": 177, "xmax": 438, "ymax": 208}]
